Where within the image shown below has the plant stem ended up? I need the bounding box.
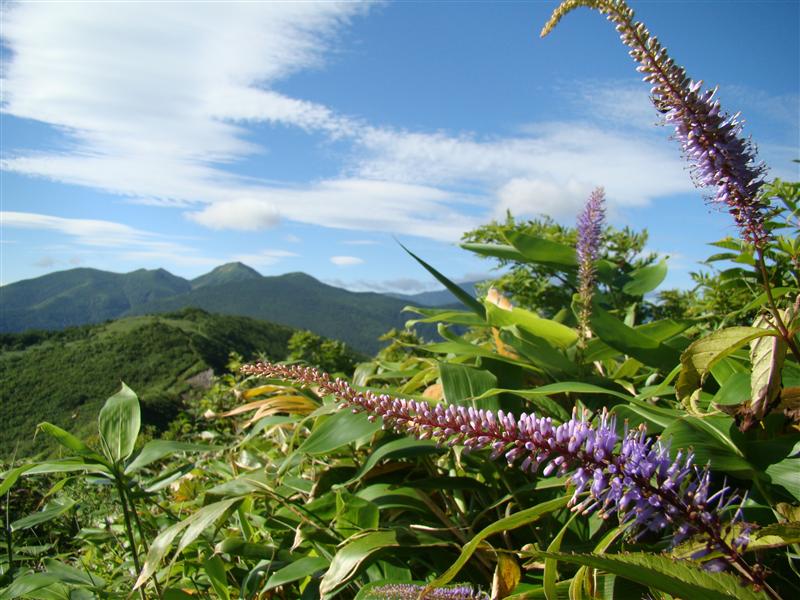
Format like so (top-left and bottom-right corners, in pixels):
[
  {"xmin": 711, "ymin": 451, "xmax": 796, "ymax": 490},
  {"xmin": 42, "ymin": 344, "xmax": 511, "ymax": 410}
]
[
  {"xmin": 115, "ymin": 476, "xmax": 146, "ymax": 600},
  {"xmin": 757, "ymin": 249, "xmax": 800, "ymax": 362},
  {"xmin": 125, "ymin": 485, "xmax": 163, "ymax": 599}
]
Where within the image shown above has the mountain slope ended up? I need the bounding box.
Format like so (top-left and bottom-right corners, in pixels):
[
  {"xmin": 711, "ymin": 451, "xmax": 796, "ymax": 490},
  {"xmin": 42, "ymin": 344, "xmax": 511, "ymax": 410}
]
[
  {"xmin": 126, "ymin": 273, "xmax": 418, "ymax": 354},
  {"xmin": 0, "ymin": 268, "xmax": 191, "ymax": 331},
  {"xmin": 0, "ymin": 308, "xmax": 294, "ymax": 458},
  {"xmin": 191, "ymin": 262, "xmax": 262, "ymax": 289}
]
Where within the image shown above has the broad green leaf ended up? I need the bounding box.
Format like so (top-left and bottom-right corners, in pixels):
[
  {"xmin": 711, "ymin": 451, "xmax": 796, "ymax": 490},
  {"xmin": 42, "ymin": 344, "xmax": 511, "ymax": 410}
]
[
  {"xmin": 298, "ymin": 409, "xmax": 381, "ymax": 455},
  {"xmin": 203, "ymin": 555, "xmax": 230, "ymax": 600},
  {"xmin": 589, "ymin": 305, "xmax": 679, "ymax": 371},
  {"xmin": 0, "ymin": 463, "xmax": 36, "ymax": 495},
  {"xmin": 676, "ymin": 327, "xmax": 777, "ymax": 400},
  {"xmin": 0, "ymin": 573, "xmax": 61, "ymax": 600},
  {"xmin": 503, "ymin": 327, "xmax": 577, "ymax": 377},
  {"xmin": 24, "ymin": 458, "xmax": 112, "ymax": 477},
  {"xmin": 400, "ymin": 243, "xmax": 485, "ymax": 317},
  {"xmin": 439, "ymin": 362, "xmax": 498, "ymax": 409},
  {"xmin": 529, "ymin": 552, "xmax": 767, "ymax": 600},
  {"xmin": 98, "ymin": 382, "xmax": 141, "ymax": 464},
  {"xmin": 486, "ymin": 303, "xmax": 578, "ymax": 348},
  {"xmin": 135, "ymin": 497, "xmax": 240, "ymax": 588},
  {"xmin": 356, "ymin": 484, "xmax": 430, "ymax": 514},
  {"xmin": 337, "ymin": 438, "xmax": 439, "ymax": 488},
  {"xmin": 125, "ymin": 440, "xmax": 219, "ymax": 474},
  {"xmin": 661, "ymin": 416, "xmax": 754, "ymax": 477},
  {"xmin": 264, "ymin": 556, "xmax": 329, "ymax": 591},
  {"xmin": 320, "ymin": 530, "xmax": 400, "ymax": 596},
  {"xmin": 335, "ymin": 491, "xmax": 380, "ymax": 536},
  {"xmin": 765, "ymin": 458, "xmax": 800, "ymax": 502},
  {"xmin": 461, "ymin": 242, "xmax": 528, "ymax": 262},
  {"xmin": 36, "ymin": 423, "xmax": 106, "ymax": 462},
  {"xmin": 426, "ymin": 496, "xmax": 570, "ymax": 590},
  {"xmin": 405, "ymin": 307, "xmax": 487, "ymax": 327},
  {"xmin": 215, "ymin": 537, "xmax": 277, "ymax": 559},
  {"xmin": 505, "ymin": 231, "xmax": 577, "ymax": 269},
  {"xmin": 11, "ymin": 499, "xmax": 77, "ymax": 532},
  {"xmin": 622, "ymin": 260, "xmax": 667, "ymax": 296},
  {"xmin": 712, "ymin": 372, "xmax": 751, "ymax": 407},
  {"xmin": 43, "ymin": 559, "xmax": 105, "ymax": 588}
]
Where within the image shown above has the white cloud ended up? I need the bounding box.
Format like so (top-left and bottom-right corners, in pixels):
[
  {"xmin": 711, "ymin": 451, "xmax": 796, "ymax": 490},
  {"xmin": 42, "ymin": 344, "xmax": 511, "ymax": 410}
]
[
  {"xmin": 342, "ymin": 239, "xmax": 380, "ymax": 246},
  {"xmin": 1, "ymin": 211, "xmax": 218, "ymax": 267},
  {"xmin": 187, "ymin": 197, "xmax": 281, "ymax": 231},
  {"xmin": 3, "ymin": 1, "xmax": 792, "ymax": 247},
  {"xmin": 231, "ymin": 249, "xmax": 299, "ymax": 267},
  {"xmin": 330, "ymin": 255, "xmax": 364, "ymax": 266},
  {"xmin": 284, "ymin": 234, "xmax": 302, "ymax": 243}
]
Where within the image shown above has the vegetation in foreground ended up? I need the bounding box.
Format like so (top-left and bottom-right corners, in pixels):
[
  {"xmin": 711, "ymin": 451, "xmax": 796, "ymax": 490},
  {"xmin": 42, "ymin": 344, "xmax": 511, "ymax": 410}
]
[{"xmin": 2, "ymin": 1, "xmax": 799, "ymax": 599}]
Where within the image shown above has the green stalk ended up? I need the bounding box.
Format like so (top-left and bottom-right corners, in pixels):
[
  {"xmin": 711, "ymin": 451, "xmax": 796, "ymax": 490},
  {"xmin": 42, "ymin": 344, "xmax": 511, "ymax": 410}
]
[
  {"xmin": 757, "ymin": 249, "xmax": 800, "ymax": 362},
  {"xmin": 124, "ymin": 484, "xmax": 163, "ymax": 599},
  {"xmin": 115, "ymin": 476, "xmax": 146, "ymax": 600}
]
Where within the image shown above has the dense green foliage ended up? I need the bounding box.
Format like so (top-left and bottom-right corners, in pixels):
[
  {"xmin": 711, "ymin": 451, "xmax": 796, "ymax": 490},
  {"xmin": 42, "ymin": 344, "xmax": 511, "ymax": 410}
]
[
  {"xmin": 3, "ymin": 3, "xmax": 800, "ymax": 599},
  {"xmin": 0, "ymin": 309, "xmax": 294, "ymax": 458}
]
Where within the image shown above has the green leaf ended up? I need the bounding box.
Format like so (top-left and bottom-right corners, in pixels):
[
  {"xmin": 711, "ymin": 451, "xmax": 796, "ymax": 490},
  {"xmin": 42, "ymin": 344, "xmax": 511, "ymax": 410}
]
[
  {"xmin": 36, "ymin": 423, "xmax": 106, "ymax": 462},
  {"xmin": 504, "ymin": 231, "xmax": 577, "ymax": 269},
  {"xmin": 336, "ymin": 438, "xmax": 440, "ymax": 488},
  {"xmin": 320, "ymin": 530, "xmax": 400, "ymax": 596},
  {"xmin": 439, "ymin": 363, "xmax": 499, "ymax": 409},
  {"xmin": 622, "ymin": 260, "xmax": 667, "ymax": 296},
  {"xmin": 528, "ymin": 552, "xmax": 767, "ymax": 600},
  {"xmin": 264, "ymin": 556, "xmax": 329, "ymax": 591},
  {"xmin": 544, "ymin": 514, "xmax": 577, "ymax": 600},
  {"xmin": 24, "ymin": 458, "xmax": 112, "ymax": 477},
  {"xmin": 125, "ymin": 440, "xmax": 219, "ymax": 474},
  {"xmin": 0, "ymin": 573, "xmax": 61, "ymax": 600},
  {"xmin": 0, "ymin": 463, "xmax": 36, "ymax": 496},
  {"xmin": 400, "ymin": 243, "xmax": 485, "ymax": 317},
  {"xmin": 135, "ymin": 498, "xmax": 240, "ymax": 589},
  {"xmin": 486, "ymin": 303, "xmax": 578, "ymax": 349},
  {"xmin": 404, "ymin": 307, "xmax": 486, "ymax": 327},
  {"xmin": 298, "ymin": 409, "xmax": 381, "ymax": 455},
  {"xmin": 335, "ymin": 492, "xmax": 380, "ymax": 536},
  {"xmin": 589, "ymin": 305, "xmax": 679, "ymax": 371},
  {"xmin": 43, "ymin": 558, "xmax": 105, "ymax": 588},
  {"xmin": 460, "ymin": 242, "xmax": 528, "ymax": 262},
  {"xmin": 427, "ymin": 496, "xmax": 570, "ymax": 590},
  {"xmin": 502, "ymin": 327, "xmax": 577, "ymax": 377},
  {"xmin": 98, "ymin": 382, "xmax": 141, "ymax": 464},
  {"xmin": 11, "ymin": 499, "xmax": 77, "ymax": 532},
  {"xmin": 203, "ymin": 555, "xmax": 230, "ymax": 600},
  {"xmin": 661, "ymin": 416, "xmax": 754, "ymax": 477},
  {"xmin": 676, "ymin": 327, "xmax": 776, "ymax": 400},
  {"xmin": 765, "ymin": 458, "xmax": 800, "ymax": 502}
]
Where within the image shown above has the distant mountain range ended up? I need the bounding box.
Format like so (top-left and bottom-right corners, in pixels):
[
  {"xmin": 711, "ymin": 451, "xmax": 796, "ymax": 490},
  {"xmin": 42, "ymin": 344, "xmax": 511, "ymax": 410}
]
[{"xmin": 0, "ymin": 263, "xmax": 479, "ymax": 353}]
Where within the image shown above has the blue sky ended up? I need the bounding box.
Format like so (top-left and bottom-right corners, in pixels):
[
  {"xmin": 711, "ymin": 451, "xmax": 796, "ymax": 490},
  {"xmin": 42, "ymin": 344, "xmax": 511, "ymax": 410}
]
[{"xmin": 1, "ymin": 0, "xmax": 798, "ymax": 294}]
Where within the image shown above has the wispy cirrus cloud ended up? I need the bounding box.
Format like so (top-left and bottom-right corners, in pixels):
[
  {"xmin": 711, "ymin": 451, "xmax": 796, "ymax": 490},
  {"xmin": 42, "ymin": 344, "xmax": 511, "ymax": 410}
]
[{"xmin": 2, "ymin": 0, "xmax": 793, "ymax": 249}]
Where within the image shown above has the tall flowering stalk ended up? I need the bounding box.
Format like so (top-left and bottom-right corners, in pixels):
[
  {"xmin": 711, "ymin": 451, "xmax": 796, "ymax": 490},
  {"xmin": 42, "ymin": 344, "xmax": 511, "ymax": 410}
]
[
  {"xmin": 541, "ymin": 0, "xmax": 769, "ymax": 247},
  {"xmin": 542, "ymin": 0, "xmax": 800, "ymax": 379},
  {"xmin": 241, "ymin": 362, "xmax": 771, "ymax": 592},
  {"xmin": 368, "ymin": 583, "xmax": 489, "ymax": 600},
  {"xmin": 576, "ymin": 187, "xmax": 606, "ymax": 346}
]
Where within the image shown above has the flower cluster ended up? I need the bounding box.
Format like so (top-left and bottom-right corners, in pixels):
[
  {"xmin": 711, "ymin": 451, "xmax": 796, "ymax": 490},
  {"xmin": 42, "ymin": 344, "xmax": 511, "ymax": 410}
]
[
  {"xmin": 576, "ymin": 187, "xmax": 605, "ymax": 340},
  {"xmin": 241, "ymin": 362, "xmax": 753, "ymax": 569},
  {"xmin": 368, "ymin": 583, "xmax": 489, "ymax": 600},
  {"xmin": 542, "ymin": 1, "xmax": 768, "ymax": 246}
]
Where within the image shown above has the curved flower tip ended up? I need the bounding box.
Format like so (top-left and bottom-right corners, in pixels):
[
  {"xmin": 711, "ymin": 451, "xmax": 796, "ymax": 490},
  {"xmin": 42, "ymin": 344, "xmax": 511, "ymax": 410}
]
[
  {"xmin": 368, "ymin": 583, "xmax": 489, "ymax": 600},
  {"xmin": 541, "ymin": 0, "xmax": 769, "ymax": 246}
]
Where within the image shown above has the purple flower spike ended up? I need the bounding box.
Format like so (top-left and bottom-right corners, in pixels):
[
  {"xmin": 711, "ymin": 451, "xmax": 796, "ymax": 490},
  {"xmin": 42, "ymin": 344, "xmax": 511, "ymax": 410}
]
[
  {"xmin": 369, "ymin": 583, "xmax": 489, "ymax": 600},
  {"xmin": 542, "ymin": 1, "xmax": 769, "ymax": 246},
  {"xmin": 241, "ymin": 362, "xmax": 757, "ymax": 578},
  {"xmin": 576, "ymin": 187, "xmax": 605, "ymax": 339}
]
